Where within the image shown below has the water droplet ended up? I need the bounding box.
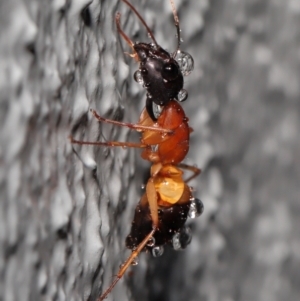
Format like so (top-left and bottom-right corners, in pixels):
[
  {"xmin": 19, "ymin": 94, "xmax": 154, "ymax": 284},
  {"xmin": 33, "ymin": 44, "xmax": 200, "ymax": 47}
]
[
  {"xmin": 134, "ymin": 70, "xmax": 144, "ymax": 85},
  {"xmin": 153, "ymin": 103, "xmax": 163, "ymax": 119},
  {"xmin": 141, "ymin": 184, "xmax": 145, "ymax": 190},
  {"xmin": 172, "ymin": 227, "xmax": 192, "ymax": 250},
  {"xmin": 178, "ymin": 89, "xmax": 188, "ymax": 102},
  {"xmin": 188, "ymin": 198, "xmax": 204, "ymax": 218},
  {"xmin": 172, "ymin": 233, "xmax": 181, "ymax": 250},
  {"xmin": 151, "ymin": 144, "xmax": 158, "ymax": 152},
  {"xmin": 131, "ymin": 258, "xmax": 139, "ymax": 266},
  {"xmin": 175, "ymin": 51, "xmax": 194, "ymax": 76},
  {"xmin": 152, "ymin": 246, "xmax": 164, "ymax": 257},
  {"xmin": 147, "ymin": 237, "xmax": 155, "ymax": 247}
]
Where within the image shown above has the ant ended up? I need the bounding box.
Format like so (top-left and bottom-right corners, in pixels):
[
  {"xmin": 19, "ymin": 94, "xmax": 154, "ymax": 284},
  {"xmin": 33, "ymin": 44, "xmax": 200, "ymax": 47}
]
[{"xmin": 70, "ymin": 0, "xmax": 203, "ymax": 300}]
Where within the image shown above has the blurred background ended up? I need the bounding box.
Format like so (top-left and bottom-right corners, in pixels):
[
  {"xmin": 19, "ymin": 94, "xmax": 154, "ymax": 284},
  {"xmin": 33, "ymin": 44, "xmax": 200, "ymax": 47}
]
[{"xmin": 0, "ymin": 0, "xmax": 299, "ymax": 301}]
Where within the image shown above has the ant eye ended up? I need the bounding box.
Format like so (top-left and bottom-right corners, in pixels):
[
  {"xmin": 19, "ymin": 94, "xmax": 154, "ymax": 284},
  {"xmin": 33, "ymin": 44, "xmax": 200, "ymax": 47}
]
[{"xmin": 161, "ymin": 62, "xmax": 179, "ymax": 81}]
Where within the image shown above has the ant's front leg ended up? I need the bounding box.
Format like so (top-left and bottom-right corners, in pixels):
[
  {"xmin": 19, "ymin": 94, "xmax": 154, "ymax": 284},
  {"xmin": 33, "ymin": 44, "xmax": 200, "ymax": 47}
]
[{"xmin": 91, "ymin": 109, "xmax": 172, "ymax": 134}]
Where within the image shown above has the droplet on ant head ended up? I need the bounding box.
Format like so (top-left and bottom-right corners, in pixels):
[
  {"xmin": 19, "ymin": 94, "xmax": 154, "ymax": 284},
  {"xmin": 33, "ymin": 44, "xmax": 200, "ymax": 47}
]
[
  {"xmin": 147, "ymin": 237, "xmax": 156, "ymax": 247},
  {"xmin": 172, "ymin": 227, "xmax": 192, "ymax": 250},
  {"xmin": 188, "ymin": 198, "xmax": 204, "ymax": 219},
  {"xmin": 178, "ymin": 89, "xmax": 188, "ymax": 102},
  {"xmin": 175, "ymin": 51, "xmax": 194, "ymax": 76},
  {"xmin": 134, "ymin": 70, "xmax": 144, "ymax": 85},
  {"xmin": 141, "ymin": 184, "xmax": 145, "ymax": 189},
  {"xmin": 152, "ymin": 245, "xmax": 164, "ymax": 257}
]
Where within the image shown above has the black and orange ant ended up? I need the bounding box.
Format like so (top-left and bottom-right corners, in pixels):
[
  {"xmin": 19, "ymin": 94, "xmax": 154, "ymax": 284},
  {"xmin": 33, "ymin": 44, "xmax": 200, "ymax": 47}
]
[{"xmin": 70, "ymin": 0, "xmax": 203, "ymax": 300}]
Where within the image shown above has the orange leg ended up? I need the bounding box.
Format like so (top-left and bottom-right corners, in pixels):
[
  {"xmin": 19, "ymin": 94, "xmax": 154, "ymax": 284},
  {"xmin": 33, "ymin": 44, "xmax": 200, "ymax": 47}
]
[
  {"xmin": 97, "ymin": 228, "xmax": 156, "ymax": 301},
  {"xmin": 146, "ymin": 178, "xmax": 159, "ymax": 227},
  {"xmin": 91, "ymin": 109, "xmax": 172, "ymax": 134},
  {"xmin": 69, "ymin": 136, "xmax": 148, "ymax": 149},
  {"xmin": 98, "ymin": 175, "xmax": 160, "ymax": 301},
  {"xmin": 177, "ymin": 163, "xmax": 201, "ymax": 183}
]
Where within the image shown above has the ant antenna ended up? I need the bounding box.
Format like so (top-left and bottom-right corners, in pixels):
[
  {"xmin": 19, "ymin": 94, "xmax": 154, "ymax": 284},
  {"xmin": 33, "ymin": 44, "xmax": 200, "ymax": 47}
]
[
  {"xmin": 121, "ymin": 0, "xmax": 159, "ymax": 47},
  {"xmin": 169, "ymin": 0, "xmax": 181, "ymax": 58},
  {"xmin": 116, "ymin": 12, "xmax": 134, "ymax": 48}
]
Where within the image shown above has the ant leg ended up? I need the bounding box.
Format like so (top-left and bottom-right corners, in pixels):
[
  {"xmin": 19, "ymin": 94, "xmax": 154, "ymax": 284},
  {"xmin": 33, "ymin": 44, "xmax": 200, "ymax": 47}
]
[
  {"xmin": 115, "ymin": 11, "xmax": 135, "ymax": 49},
  {"xmin": 146, "ymin": 178, "xmax": 159, "ymax": 227},
  {"xmin": 69, "ymin": 136, "xmax": 148, "ymax": 149},
  {"xmin": 98, "ymin": 228, "xmax": 156, "ymax": 301},
  {"xmin": 91, "ymin": 109, "xmax": 172, "ymax": 134},
  {"xmin": 98, "ymin": 178, "xmax": 159, "ymax": 301},
  {"xmin": 177, "ymin": 163, "xmax": 201, "ymax": 183}
]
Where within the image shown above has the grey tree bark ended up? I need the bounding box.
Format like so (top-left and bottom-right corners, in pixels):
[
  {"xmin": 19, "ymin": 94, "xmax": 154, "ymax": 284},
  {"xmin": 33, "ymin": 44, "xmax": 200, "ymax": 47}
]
[{"xmin": 1, "ymin": 0, "xmax": 299, "ymax": 301}]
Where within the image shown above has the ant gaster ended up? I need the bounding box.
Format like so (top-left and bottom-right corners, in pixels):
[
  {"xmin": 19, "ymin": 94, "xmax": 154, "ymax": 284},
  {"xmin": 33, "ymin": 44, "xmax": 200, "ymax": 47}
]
[
  {"xmin": 70, "ymin": 0, "xmax": 202, "ymax": 300},
  {"xmin": 117, "ymin": 0, "xmax": 194, "ymax": 121}
]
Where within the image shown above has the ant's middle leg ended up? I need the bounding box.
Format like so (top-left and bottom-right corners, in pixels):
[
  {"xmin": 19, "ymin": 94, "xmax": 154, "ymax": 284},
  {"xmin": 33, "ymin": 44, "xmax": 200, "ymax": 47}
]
[
  {"xmin": 70, "ymin": 136, "xmax": 148, "ymax": 149},
  {"xmin": 177, "ymin": 163, "xmax": 201, "ymax": 183}
]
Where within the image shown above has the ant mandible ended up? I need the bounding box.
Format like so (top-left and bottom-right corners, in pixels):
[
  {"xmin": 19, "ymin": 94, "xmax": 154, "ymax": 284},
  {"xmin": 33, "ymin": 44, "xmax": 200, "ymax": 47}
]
[{"xmin": 70, "ymin": 0, "xmax": 203, "ymax": 300}]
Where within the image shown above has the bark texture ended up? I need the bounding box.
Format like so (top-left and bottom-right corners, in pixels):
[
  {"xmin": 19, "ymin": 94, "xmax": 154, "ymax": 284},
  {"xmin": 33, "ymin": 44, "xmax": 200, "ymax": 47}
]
[{"xmin": 0, "ymin": 0, "xmax": 299, "ymax": 301}]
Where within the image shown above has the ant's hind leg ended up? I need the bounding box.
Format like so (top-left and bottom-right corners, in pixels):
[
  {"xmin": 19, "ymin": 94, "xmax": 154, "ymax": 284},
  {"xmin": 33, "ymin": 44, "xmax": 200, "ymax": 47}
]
[
  {"xmin": 177, "ymin": 163, "xmax": 201, "ymax": 183},
  {"xmin": 97, "ymin": 178, "xmax": 159, "ymax": 301},
  {"xmin": 97, "ymin": 228, "xmax": 156, "ymax": 301},
  {"xmin": 146, "ymin": 178, "xmax": 159, "ymax": 228}
]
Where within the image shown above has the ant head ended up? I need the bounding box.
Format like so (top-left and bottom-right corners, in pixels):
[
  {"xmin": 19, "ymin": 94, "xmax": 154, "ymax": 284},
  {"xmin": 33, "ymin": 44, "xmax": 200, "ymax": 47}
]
[
  {"xmin": 133, "ymin": 42, "xmax": 184, "ymax": 108},
  {"xmin": 117, "ymin": 0, "xmax": 193, "ymax": 120}
]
